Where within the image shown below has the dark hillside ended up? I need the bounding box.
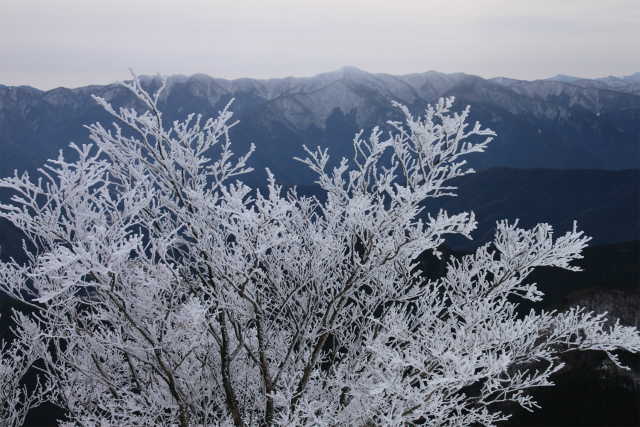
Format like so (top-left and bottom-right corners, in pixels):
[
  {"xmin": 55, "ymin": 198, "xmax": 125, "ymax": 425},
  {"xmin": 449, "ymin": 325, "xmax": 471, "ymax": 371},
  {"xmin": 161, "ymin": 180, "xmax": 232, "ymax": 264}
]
[{"xmin": 421, "ymin": 167, "xmax": 640, "ymax": 250}]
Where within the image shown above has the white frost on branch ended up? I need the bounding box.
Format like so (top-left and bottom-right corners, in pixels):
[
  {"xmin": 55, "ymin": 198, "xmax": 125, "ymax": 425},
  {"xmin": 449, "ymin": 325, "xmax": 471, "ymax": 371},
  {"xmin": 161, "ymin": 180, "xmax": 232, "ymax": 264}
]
[
  {"xmin": 0, "ymin": 72, "xmax": 638, "ymax": 427},
  {"xmin": 1, "ymin": 313, "xmax": 52, "ymax": 427}
]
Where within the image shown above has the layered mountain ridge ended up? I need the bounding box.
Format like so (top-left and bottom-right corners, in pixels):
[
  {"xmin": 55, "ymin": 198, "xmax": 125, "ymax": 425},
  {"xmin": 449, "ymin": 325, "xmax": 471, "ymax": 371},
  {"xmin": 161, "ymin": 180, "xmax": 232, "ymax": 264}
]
[{"xmin": 1, "ymin": 68, "xmax": 639, "ymax": 186}]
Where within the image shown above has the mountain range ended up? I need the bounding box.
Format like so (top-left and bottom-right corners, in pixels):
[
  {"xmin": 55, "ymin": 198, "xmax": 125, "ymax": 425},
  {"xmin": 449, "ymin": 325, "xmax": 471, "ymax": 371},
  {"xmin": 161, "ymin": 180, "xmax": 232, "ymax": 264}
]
[
  {"xmin": 1, "ymin": 67, "xmax": 638, "ymax": 262},
  {"xmin": 1, "ymin": 67, "xmax": 639, "ymax": 186}
]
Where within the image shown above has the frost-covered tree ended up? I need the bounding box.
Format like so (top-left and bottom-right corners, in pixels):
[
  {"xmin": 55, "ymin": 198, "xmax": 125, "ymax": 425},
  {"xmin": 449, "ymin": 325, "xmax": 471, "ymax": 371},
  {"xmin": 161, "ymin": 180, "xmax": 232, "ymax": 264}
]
[
  {"xmin": 1, "ymin": 313, "xmax": 51, "ymax": 427},
  {"xmin": 1, "ymin": 73, "xmax": 639, "ymax": 427}
]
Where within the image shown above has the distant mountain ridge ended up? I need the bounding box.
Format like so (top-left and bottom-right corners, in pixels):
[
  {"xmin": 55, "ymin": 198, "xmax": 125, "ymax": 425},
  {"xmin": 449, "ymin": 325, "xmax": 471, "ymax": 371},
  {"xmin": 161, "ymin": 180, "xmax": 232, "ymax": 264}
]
[
  {"xmin": 541, "ymin": 72, "xmax": 640, "ymax": 89},
  {"xmin": 1, "ymin": 68, "xmax": 639, "ymax": 186},
  {"xmin": 4, "ymin": 70, "xmax": 639, "ymax": 94}
]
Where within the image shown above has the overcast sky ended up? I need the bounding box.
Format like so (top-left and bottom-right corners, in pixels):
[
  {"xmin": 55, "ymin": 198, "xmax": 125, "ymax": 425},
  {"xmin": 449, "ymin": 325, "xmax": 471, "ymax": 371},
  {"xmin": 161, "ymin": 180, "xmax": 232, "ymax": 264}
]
[{"xmin": 1, "ymin": 0, "xmax": 638, "ymax": 90}]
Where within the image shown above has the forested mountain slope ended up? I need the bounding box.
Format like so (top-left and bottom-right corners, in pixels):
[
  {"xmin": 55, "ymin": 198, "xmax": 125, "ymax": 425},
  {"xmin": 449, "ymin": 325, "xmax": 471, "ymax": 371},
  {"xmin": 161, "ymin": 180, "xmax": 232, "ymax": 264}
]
[{"xmin": 2, "ymin": 68, "xmax": 638, "ymax": 186}]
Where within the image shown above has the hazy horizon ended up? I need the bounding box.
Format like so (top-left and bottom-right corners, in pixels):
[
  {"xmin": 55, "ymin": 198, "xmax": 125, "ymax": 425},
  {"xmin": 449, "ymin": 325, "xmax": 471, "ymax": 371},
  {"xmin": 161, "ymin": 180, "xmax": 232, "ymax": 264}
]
[{"xmin": 2, "ymin": 67, "xmax": 640, "ymax": 92}]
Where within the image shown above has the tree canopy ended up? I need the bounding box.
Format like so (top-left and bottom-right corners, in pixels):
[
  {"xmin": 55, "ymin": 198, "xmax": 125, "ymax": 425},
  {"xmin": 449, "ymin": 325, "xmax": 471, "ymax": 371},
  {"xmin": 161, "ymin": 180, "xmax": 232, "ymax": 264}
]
[{"xmin": 1, "ymin": 73, "xmax": 639, "ymax": 427}]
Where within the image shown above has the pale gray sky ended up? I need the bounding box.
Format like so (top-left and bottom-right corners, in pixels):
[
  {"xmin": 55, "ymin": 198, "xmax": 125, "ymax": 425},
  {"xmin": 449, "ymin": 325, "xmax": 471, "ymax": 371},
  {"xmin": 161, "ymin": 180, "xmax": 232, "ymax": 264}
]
[{"xmin": 1, "ymin": 0, "xmax": 638, "ymax": 90}]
